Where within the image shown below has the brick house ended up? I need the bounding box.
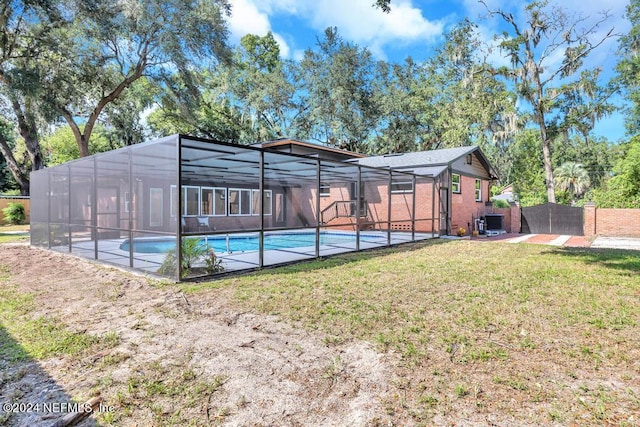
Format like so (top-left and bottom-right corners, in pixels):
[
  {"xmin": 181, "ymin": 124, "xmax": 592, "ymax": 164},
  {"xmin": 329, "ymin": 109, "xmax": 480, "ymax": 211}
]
[
  {"xmin": 31, "ymin": 134, "xmax": 507, "ymax": 279},
  {"xmin": 351, "ymin": 146, "xmax": 499, "ymax": 235},
  {"xmin": 262, "ymin": 140, "xmax": 500, "ymax": 236}
]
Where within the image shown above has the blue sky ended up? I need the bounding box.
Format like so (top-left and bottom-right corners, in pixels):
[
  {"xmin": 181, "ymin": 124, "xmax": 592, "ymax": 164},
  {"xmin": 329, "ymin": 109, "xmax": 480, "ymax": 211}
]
[{"xmin": 226, "ymin": 0, "xmax": 632, "ymax": 142}]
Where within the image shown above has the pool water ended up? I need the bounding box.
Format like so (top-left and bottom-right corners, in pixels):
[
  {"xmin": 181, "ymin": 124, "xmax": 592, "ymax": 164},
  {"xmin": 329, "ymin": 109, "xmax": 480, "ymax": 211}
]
[{"xmin": 120, "ymin": 232, "xmax": 382, "ymax": 254}]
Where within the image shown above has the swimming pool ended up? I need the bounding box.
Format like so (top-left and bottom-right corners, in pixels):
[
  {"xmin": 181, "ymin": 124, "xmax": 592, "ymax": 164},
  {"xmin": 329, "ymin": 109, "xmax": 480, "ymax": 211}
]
[{"xmin": 119, "ymin": 232, "xmax": 384, "ymax": 254}]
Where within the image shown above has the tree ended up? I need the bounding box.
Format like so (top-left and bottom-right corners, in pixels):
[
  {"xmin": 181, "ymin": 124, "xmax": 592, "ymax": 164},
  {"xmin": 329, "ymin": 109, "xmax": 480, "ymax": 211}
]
[
  {"xmin": 100, "ymin": 77, "xmax": 157, "ymax": 147},
  {"xmin": 374, "ymin": 0, "xmax": 391, "ymax": 13},
  {"xmin": 507, "ymin": 129, "xmax": 547, "ymax": 207},
  {"xmin": 43, "ymin": 0, "xmax": 232, "ymax": 157},
  {"xmin": 0, "ymin": 0, "xmax": 61, "ymax": 194},
  {"xmin": 229, "ymin": 33, "xmax": 305, "ymax": 142},
  {"xmin": 371, "ymin": 58, "xmax": 430, "ymax": 153},
  {"xmin": 0, "ymin": 118, "xmax": 20, "ymax": 193},
  {"xmin": 420, "ymin": 19, "xmax": 518, "ymax": 179},
  {"xmin": 554, "ymin": 162, "xmax": 590, "ymax": 203},
  {"xmin": 147, "ymin": 67, "xmax": 247, "ymax": 142},
  {"xmin": 552, "ymin": 133, "xmax": 614, "ymax": 191},
  {"xmin": 41, "ymin": 125, "xmax": 114, "ymax": 166},
  {"xmin": 589, "ymin": 135, "xmax": 640, "ymax": 208},
  {"xmin": 298, "ymin": 27, "xmax": 378, "ymax": 152},
  {"xmin": 616, "ymin": 0, "xmax": 640, "ymax": 134},
  {"xmin": 483, "ymin": 0, "xmax": 617, "ymax": 203}
]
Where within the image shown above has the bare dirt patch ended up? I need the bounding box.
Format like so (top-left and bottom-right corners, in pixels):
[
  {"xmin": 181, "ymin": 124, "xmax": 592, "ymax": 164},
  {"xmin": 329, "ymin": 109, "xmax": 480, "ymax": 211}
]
[{"xmin": 0, "ymin": 245, "xmax": 396, "ymax": 426}]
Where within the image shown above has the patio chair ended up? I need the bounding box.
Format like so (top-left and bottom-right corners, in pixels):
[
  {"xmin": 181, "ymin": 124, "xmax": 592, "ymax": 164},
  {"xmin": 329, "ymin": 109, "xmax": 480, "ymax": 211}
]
[{"xmin": 197, "ymin": 216, "xmax": 214, "ymax": 231}]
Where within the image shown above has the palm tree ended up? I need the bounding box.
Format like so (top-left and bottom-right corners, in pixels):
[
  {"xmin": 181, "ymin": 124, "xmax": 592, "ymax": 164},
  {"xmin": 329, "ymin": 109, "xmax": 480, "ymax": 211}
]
[{"xmin": 554, "ymin": 162, "xmax": 590, "ymax": 204}]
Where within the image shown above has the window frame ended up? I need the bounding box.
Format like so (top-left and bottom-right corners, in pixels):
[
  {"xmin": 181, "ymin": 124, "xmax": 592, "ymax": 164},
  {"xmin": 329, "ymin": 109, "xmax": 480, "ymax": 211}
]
[
  {"xmin": 252, "ymin": 189, "xmax": 273, "ymax": 216},
  {"xmin": 200, "ymin": 187, "xmax": 215, "ymax": 216},
  {"xmin": 475, "ymin": 179, "xmax": 482, "ymax": 202},
  {"xmin": 213, "ymin": 188, "xmax": 227, "ymax": 216},
  {"xmin": 452, "ymin": 173, "xmax": 461, "ymax": 194},
  {"xmin": 170, "ymin": 185, "xmax": 178, "ymax": 217},
  {"xmin": 124, "ymin": 191, "xmax": 131, "ymax": 213},
  {"xmin": 183, "ymin": 185, "xmax": 200, "ymax": 216},
  {"xmin": 228, "ymin": 188, "xmax": 252, "ymax": 216},
  {"xmin": 149, "ymin": 187, "xmax": 163, "ymax": 227},
  {"xmin": 319, "ymin": 183, "xmax": 330, "ymax": 197},
  {"xmin": 390, "ymin": 179, "xmax": 413, "ymax": 194}
]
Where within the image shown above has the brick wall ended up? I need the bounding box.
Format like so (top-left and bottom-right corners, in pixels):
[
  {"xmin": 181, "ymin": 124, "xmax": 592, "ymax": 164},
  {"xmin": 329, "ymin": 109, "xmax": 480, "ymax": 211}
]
[
  {"xmin": 451, "ymin": 175, "xmax": 490, "ymax": 233},
  {"xmin": 286, "ymin": 176, "xmax": 525, "ymax": 236},
  {"xmin": 584, "ymin": 202, "xmax": 640, "ymax": 237}
]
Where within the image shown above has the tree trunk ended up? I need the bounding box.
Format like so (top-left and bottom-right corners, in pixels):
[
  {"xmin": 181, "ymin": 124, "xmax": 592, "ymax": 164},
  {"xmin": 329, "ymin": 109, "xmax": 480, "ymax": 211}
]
[
  {"xmin": 10, "ymin": 95, "xmax": 44, "ymax": 172},
  {"xmin": 65, "ymin": 60, "xmax": 145, "ymax": 157},
  {"xmin": 542, "ymin": 137, "xmax": 556, "ymax": 203},
  {"xmin": 536, "ymin": 107, "xmax": 556, "ymax": 203},
  {"xmin": 0, "ymin": 133, "xmax": 30, "ymax": 195},
  {"xmin": 22, "ymin": 101, "xmax": 44, "ymax": 171},
  {"xmin": 533, "ymin": 78, "xmax": 556, "ymax": 203}
]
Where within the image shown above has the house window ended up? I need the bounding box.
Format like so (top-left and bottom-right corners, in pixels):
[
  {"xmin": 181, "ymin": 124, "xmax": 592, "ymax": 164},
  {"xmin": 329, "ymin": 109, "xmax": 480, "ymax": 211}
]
[
  {"xmin": 319, "ymin": 183, "xmax": 330, "ymax": 197},
  {"xmin": 391, "ymin": 179, "xmax": 413, "ymax": 193},
  {"xmin": 124, "ymin": 192, "xmax": 131, "ymax": 213},
  {"xmin": 452, "ymin": 174, "xmax": 461, "ymax": 194},
  {"xmin": 201, "ymin": 187, "xmax": 213, "ymax": 216},
  {"xmin": 263, "ymin": 190, "xmax": 272, "ymax": 215},
  {"xmin": 475, "ymin": 179, "xmax": 482, "ymax": 201},
  {"xmin": 466, "ymin": 153, "xmax": 473, "ymax": 165},
  {"xmin": 252, "ymin": 189, "xmax": 272, "ymax": 216},
  {"xmin": 170, "ymin": 185, "xmax": 178, "ymax": 217},
  {"xmin": 149, "ymin": 188, "xmax": 163, "ymax": 226},
  {"xmin": 229, "ymin": 189, "xmax": 251, "ymax": 216},
  {"xmin": 214, "ymin": 188, "xmax": 226, "ymax": 216},
  {"xmin": 184, "ymin": 186, "xmax": 200, "ymax": 216}
]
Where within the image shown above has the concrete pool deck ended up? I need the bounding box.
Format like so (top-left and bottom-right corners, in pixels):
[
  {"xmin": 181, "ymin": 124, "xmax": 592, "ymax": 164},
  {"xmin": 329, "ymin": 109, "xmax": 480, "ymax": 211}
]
[{"xmin": 49, "ymin": 230, "xmax": 438, "ymax": 278}]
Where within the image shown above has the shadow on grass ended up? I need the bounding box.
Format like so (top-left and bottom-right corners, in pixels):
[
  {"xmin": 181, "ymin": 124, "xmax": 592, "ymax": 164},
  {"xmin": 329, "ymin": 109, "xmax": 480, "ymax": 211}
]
[
  {"xmin": 187, "ymin": 237, "xmax": 452, "ymax": 282},
  {"xmin": 543, "ymin": 246, "xmax": 640, "ymax": 275},
  {"xmin": 0, "ymin": 325, "xmax": 99, "ymax": 427}
]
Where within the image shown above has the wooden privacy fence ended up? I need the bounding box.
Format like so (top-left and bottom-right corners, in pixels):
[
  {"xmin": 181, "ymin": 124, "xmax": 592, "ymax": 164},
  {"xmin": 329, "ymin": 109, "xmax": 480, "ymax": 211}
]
[
  {"xmin": 0, "ymin": 196, "xmax": 30, "ymax": 225},
  {"xmin": 521, "ymin": 202, "xmax": 584, "ymax": 236},
  {"xmin": 520, "ymin": 202, "xmax": 640, "ymax": 237}
]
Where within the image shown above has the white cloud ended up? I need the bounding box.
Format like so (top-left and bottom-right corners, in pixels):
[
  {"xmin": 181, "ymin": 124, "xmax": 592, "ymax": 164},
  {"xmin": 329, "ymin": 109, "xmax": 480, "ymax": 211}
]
[
  {"xmin": 227, "ymin": 0, "xmax": 292, "ymax": 58},
  {"xmin": 230, "ymin": 0, "xmax": 445, "ymax": 60},
  {"xmin": 304, "ymin": 0, "xmax": 444, "ymax": 58},
  {"xmin": 228, "ymin": 0, "xmax": 271, "ymax": 38}
]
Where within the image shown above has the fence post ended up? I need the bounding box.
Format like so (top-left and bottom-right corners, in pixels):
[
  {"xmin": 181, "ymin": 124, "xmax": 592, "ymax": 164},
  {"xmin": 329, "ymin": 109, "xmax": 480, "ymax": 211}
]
[
  {"xmin": 509, "ymin": 201, "xmax": 521, "ymax": 233},
  {"xmin": 584, "ymin": 202, "xmax": 596, "ymax": 237}
]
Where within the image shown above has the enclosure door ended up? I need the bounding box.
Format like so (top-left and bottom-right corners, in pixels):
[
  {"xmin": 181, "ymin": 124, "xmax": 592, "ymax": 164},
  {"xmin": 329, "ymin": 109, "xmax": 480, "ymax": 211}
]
[
  {"xmin": 439, "ymin": 187, "xmax": 449, "ymax": 235},
  {"xmin": 349, "ymin": 181, "xmax": 366, "ymax": 217},
  {"xmin": 274, "ymin": 191, "xmax": 286, "ymax": 226},
  {"xmin": 96, "ymin": 187, "xmax": 120, "ymax": 239}
]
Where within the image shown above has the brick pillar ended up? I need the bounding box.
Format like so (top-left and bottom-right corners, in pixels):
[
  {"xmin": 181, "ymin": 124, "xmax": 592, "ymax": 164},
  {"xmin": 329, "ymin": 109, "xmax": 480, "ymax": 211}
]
[
  {"xmin": 584, "ymin": 202, "xmax": 596, "ymax": 237},
  {"xmin": 509, "ymin": 202, "xmax": 521, "ymax": 233}
]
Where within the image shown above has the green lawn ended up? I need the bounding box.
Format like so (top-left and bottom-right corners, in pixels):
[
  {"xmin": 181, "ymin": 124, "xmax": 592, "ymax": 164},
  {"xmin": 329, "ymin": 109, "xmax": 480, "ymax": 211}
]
[
  {"xmin": 0, "ymin": 224, "xmax": 29, "ymax": 244},
  {"xmin": 184, "ymin": 240, "xmax": 640, "ymax": 425}
]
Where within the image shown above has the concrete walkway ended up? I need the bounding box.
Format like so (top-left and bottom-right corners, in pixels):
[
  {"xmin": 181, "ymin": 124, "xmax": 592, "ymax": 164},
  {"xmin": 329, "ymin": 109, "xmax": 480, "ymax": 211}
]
[
  {"xmin": 473, "ymin": 233, "xmax": 640, "ymax": 251},
  {"xmin": 591, "ymin": 236, "xmax": 640, "ymax": 250}
]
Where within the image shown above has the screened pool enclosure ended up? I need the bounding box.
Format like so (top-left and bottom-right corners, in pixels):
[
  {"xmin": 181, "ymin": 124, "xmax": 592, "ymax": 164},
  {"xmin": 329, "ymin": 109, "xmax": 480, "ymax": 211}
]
[{"xmin": 30, "ymin": 135, "xmax": 439, "ymax": 280}]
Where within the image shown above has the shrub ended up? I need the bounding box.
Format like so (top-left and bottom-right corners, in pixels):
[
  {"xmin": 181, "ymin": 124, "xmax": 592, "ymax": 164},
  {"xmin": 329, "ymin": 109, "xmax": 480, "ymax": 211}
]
[
  {"xmin": 492, "ymin": 199, "xmax": 510, "ymax": 208},
  {"xmin": 157, "ymin": 238, "xmax": 224, "ymax": 277},
  {"xmin": 3, "ymin": 202, "xmax": 25, "ymax": 225},
  {"xmin": 204, "ymin": 249, "xmax": 224, "ymax": 274}
]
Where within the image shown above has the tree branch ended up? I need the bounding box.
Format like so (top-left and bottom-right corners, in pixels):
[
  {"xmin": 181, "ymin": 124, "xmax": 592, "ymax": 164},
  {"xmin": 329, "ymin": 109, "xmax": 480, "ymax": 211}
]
[
  {"xmin": 542, "ymin": 27, "xmax": 615, "ymax": 86},
  {"xmin": 0, "ymin": 131, "xmax": 28, "ymax": 194}
]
